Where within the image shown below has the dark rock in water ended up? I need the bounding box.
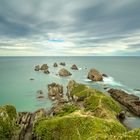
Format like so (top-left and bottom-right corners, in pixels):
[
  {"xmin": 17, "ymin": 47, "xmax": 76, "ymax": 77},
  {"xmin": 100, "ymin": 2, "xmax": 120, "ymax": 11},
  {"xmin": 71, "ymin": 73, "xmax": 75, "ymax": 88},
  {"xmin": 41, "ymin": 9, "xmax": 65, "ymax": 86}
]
[
  {"xmin": 44, "ymin": 69, "xmax": 50, "ymax": 74},
  {"xmin": 48, "ymin": 83, "xmax": 63, "ymax": 100},
  {"xmin": 37, "ymin": 90, "xmax": 43, "ymax": 95},
  {"xmin": 30, "ymin": 78, "xmax": 34, "ymax": 80},
  {"xmin": 59, "ymin": 68, "xmax": 72, "ymax": 77},
  {"xmin": 108, "ymin": 88, "xmax": 140, "ymax": 116},
  {"xmin": 117, "ymin": 111, "xmax": 125, "ymax": 120},
  {"xmin": 71, "ymin": 64, "xmax": 78, "ymax": 70},
  {"xmin": 37, "ymin": 95, "xmax": 45, "ymax": 99},
  {"xmin": 60, "ymin": 62, "xmax": 66, "ymax": 66},
  {"xmin": 87, "ymin": 69, "xmax": 103, "ymax": 81},
  {"xmin": 134, "ymin": 89, "xmax": 140, "ymax": 91},
  {"xmin": 40, "ymin": 64, "xmax": 49, "ymax": 70},
  {"xmin": 34, "ymin": 65, "xmax": 40, "ymax": 71},
  {"xmin": 53, "ymin": 62, "xmax": 58, "ymax": 67},
  {"xmin": 102, "ymin": 73, "xmax": 108, "ymax": 77}
]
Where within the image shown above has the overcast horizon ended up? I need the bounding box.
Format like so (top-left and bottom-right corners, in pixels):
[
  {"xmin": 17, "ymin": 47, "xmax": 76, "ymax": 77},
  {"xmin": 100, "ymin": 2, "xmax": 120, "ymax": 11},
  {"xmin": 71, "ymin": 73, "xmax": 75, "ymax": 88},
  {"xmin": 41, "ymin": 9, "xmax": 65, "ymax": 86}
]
[{"xmin": 0, "ymin": 0, "xmax": 140, "ymax": 56}]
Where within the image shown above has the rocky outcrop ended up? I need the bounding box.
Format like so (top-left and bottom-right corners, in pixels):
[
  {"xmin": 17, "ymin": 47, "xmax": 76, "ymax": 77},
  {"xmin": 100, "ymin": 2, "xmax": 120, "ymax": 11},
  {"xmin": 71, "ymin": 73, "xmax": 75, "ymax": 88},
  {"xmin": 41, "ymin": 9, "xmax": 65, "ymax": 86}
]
[
  {"xmin": 40, "ymin": 64, "xmax": 49, "ymax": 70},
  {"xmin": 108, "ymin": 88, "xmax": 140, "ymax": 116},
  {"xmin": 48, "ymin": 83, "xmax": 63, "ymax": 100},
  {"xmin": 34, "ymin": 65, "xmax": 40, "ymax": 71},
  {"xmin": 71, "ymin": 64, "xmax": 78, "ymax": 70},
  {"xmin": 59, "ymin": 68, "xmax": 72, "ymax": 77},
  {"xmin": 53, "ymin": 62, "xmax": 58, "ymax": 67},
  {"xmin": 60, "ymin": 62, "xmax": 66, "ymax": 66},
  {"xmin": 44, "ymin": 69, "xmax": 50, "ymax": 74},
  {"xmin": 102, "ymin": 73, "xmax": 108, "ymax": 77},
  {"xmin": 87, "ymin": 69, "xmax": 103, "ymax": 81}
]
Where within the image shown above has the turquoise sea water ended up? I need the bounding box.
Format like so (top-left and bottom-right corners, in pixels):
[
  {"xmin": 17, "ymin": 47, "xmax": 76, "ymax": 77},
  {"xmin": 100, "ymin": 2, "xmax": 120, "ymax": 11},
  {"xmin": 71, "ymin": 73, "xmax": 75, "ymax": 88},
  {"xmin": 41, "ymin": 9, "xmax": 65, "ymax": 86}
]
[{"xmin": 0, "ymin": 56, "xmax": 140, "ymax": 128}]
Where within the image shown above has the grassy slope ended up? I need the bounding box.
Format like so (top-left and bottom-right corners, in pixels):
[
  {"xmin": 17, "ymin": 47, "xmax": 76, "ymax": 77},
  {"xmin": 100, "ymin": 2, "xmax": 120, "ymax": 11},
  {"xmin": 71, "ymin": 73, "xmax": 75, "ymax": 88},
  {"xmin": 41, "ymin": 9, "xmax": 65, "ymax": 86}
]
[{"xmin": 34, "ymin": 81, "xmax": 140, "ymax": 140}]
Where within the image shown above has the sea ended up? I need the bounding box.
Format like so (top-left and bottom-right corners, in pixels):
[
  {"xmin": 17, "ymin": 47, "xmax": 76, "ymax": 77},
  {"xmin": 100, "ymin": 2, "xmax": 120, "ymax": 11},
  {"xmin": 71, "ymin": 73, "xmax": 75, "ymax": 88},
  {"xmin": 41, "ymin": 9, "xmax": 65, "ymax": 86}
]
[{"xmin": 0, "ymin": 56, "xmax": 140, "ymax": 129}]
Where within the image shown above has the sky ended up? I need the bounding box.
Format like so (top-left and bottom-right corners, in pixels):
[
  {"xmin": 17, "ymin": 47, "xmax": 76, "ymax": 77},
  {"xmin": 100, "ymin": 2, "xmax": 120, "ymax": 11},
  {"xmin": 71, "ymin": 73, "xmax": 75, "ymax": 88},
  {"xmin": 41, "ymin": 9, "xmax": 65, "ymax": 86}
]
[{"xmin": 0, "ymin": 0, "xmax": 140, "ymax": 56}]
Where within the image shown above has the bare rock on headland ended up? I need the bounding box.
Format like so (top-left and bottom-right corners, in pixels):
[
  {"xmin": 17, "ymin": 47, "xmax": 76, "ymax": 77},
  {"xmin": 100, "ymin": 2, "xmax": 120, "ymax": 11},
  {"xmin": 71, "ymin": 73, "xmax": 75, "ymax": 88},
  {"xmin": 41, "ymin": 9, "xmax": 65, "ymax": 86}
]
[
  {"xmin": 44, "ymin": 69, "xmax": 50, "ymax": 74},
  {"xmin": 71, "ymin": 64, "xmax": 78, "ymax": 70},
  {"xmin": 87, "ymin": 69, "xmax": 103, "ymax": 81},
  {"xmin": 108, "ymin": 88, "xmax": 140, "ymax": 116},
  {"xmin": 59, "ymin": 68, "xmax": 72, "ymax": 77},
  {"xmin": 53, "ymin": 62, "xmax": 58, "ymax": 67},
  {"xmin": 48, "ymin": 83, "xmax": 63, "ymax": 100},
  {"xmin": 60, "ymin": 62, "xmax": 66, "ymax": 66},
  {"xmin": 34, "ymin": 65, "xmax": 40, "ymax": 71},
  {"xmin": 40, "ymin": 64, "xmax": 49, "ymax": 70}
]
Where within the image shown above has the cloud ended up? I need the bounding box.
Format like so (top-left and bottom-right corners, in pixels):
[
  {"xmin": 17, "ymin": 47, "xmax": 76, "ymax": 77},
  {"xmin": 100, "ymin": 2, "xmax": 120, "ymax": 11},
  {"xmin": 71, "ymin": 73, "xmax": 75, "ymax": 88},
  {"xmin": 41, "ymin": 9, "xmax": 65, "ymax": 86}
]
[{"xmin": 0, "ymin": 0, "xmax": 140, "ymax": 56}]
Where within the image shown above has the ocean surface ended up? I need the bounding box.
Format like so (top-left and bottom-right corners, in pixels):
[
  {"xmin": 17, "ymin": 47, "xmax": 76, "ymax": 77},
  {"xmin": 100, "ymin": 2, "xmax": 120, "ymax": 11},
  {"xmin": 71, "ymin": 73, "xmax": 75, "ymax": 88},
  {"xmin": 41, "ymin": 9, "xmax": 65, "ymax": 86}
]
[{"xmin": 0, "ymin": 56, "xmax": 140, "ymax": 129}]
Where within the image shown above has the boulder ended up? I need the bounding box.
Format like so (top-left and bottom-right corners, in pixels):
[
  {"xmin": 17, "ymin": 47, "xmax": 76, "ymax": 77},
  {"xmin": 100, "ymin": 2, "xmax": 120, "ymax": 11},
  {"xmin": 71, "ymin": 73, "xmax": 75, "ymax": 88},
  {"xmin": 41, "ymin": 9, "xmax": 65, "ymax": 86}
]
[
  {"xmin": 102, "ymin": 73, "xmax": 108, "ymax": 77},
  {"xmin": 53, "ymin": 62, "xmax": 58, "ymax": 67},
  {"xmin": 48, "ymin": 83, "xmax": 63, "ymax": 100},
  {"xmin": 34, "ymin": 65, "xmax": 40, "ymax": 71},
  {"xmin": 60, "ymin": 62, "xmax": 66, "ymax": 66},
  {"xmin": 36, "ymin": 90, "xmax": 43, "ymax": 95},
  {"xmin": 44, "ymin": 69, "xmax": 50, "ymax": 74},
  {"xmin": 87, "ymin": 69, "xmax": 103, "ymax": 81},
  {"xmin": 59, "ymin": 68, "xmax": 71, "ymax": 77},
  {"xmin": 108, "ymin": 88, "xmax": 140, "ymax": 116},
  {"xmin": 71, "ymin": 64, "xmax": 78, "ymax": 70},
  {"xmin": 40, "ymin": 64, "xmax": 48, "ymax": 70}
]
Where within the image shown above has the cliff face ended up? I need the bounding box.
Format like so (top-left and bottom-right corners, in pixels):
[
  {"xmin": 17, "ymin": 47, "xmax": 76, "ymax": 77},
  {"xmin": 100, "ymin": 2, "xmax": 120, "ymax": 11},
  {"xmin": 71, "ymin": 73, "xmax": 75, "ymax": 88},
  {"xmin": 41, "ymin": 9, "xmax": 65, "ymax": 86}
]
[{"xmin": 33, "ymin": 81, "xmax": 140, "ymax": 140}]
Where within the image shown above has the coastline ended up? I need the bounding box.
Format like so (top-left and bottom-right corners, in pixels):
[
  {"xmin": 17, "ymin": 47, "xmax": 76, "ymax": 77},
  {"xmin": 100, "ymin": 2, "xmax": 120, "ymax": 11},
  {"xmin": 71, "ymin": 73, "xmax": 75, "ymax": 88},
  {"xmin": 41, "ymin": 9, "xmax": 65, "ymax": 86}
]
[{"xmin": 1, "ymin": 61, "xmax": 140, "ymax": 139}]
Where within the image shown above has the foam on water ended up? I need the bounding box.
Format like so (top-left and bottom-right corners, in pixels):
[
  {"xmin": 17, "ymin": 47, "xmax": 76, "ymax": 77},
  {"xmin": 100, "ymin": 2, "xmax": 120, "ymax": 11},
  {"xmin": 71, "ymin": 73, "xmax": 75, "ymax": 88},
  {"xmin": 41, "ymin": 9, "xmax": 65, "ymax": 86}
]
[{"xmin": 103, "ymin": 76, "xmax": 123, "ymax": 87}]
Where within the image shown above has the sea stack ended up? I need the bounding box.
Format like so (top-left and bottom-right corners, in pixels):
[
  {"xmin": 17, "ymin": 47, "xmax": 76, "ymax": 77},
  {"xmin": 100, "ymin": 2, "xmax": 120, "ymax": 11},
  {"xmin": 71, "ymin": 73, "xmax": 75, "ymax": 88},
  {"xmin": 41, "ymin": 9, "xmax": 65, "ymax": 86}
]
[
  {"xmin": 53, "ymin": 62, "xmax": 58, "ymax": 67},
  {"xmin": 48, "ymin": 83, "xmax": 63, "ymax": 100},
  {"xmin": 58, "ymin": 68, "xmax": 71, "ymax": 77},
  {"xmin": 40, "ymin": 64, "xmax": 49, "ymax": 70},
  {"xmin": 87, "ymin": 68, "xmax": 103, "ymax": 81},
  {"xmin": 71, "ymin": 64, "xmax": 78, "ymax": 70}
]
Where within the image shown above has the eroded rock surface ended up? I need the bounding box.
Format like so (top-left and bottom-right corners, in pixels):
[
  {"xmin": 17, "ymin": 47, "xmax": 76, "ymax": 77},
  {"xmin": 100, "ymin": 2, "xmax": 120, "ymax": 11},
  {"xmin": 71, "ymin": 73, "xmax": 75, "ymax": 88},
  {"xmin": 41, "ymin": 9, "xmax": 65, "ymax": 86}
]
[
  {"xmin": 48, "ymin": 83, "xmax": 63, "ymax": 100},
  {"xmin": 59, "ymin": 68, "xmax": 71, "ymax": 77},
  {"xmin": 87, "ymin": 68, "xmax": 103, "ymax": 81},
  {"xmin": 71, "ymin": 64, "xmax": 78, "ymax": 70},
  {"xmin": 108, "ymin": 88, "xmax": 140, "ymax": 116}
]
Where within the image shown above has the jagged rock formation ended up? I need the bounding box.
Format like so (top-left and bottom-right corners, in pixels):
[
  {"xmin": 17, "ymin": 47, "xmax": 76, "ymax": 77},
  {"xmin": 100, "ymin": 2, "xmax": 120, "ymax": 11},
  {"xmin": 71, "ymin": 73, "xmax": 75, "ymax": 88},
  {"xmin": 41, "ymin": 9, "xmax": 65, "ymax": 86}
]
[
  {"xmin": 43, "ymin": 69, "xmax": 50, "ymax": 74},
  {"xmin": 40, "ymin": 64, "xmax": 49, "ymax": 70},
  {"xmin": 58, "ymin": 68, "xmax": 71, "ymax": 76},
  {"xmin": 48, "ymin": 83, "xmax": 63, "ymax": 100},
  {"xmin": 34, "ymin": 65, "xmax": 40, "ymax": 71},
  {"xmin": 60, "ymin": 62, "xmax": 66, "ymax": 66},
  {"xmin": 108, "ymin": 88, "xmax": 140, "ymax": 116},
  {"xmin": 87, "ymin": 68, "xmax": 103, "ymax": 81},
  {"xmin": 53, "ymin": 62, "xmax": 58, "ymax": 67},
  {"xmin": 71, "ymin": 64, "xmax": 78, "ymax": 70}
]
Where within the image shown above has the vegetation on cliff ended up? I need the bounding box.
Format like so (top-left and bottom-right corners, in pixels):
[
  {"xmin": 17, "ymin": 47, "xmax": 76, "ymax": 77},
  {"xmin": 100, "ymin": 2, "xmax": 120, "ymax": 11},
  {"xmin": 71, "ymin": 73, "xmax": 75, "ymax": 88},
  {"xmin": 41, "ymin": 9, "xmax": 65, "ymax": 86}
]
[{"xmin": 0, "ymin": 105, "xmax": 19, "ymax": 140}]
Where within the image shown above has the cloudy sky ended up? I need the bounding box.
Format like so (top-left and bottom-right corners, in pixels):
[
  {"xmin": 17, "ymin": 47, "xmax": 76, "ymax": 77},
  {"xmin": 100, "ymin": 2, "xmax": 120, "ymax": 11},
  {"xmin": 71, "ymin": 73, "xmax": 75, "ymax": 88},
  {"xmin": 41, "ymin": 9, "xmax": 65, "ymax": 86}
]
[{"xmin": 0, "ymin": 0, "xmax": 140, "ymax": 56}]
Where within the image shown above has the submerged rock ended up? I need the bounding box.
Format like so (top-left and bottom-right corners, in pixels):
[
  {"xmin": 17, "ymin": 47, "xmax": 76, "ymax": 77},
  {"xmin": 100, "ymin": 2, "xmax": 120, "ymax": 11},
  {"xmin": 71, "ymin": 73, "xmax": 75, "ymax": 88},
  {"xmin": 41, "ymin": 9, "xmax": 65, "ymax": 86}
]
[
  {"xmin": 44, "ymin": 69, "xmax": 50, "ymax": 74},
  {"xmin": 102, "ymin": 73, "xmax": 108, "ymax": 77},
  {"xmin": 71, "ymin": 64, "xmax": 78, "ymax": 70},
  {"xmin": 60, "ymin": 62, "xmax": 66, "ymax": 66},
  {"xmin": 34, "ymin": 65, "xmax": 40, "ymax": 71},
  {"xmin": 87, "ymin": 68, "xmax": 103, "ymax": 81},
  {"xmin": 59, "ymin": 68, "xmax": 71, "ymax": 77},
  {"xmin": 108, "ymin": 88, "xmax": 140, "ymax": 116},
  {"xmin": 40, "ymin": 64, "xmax": 49, "ymax": 70},
  {"xmin": 53, "ymin": 62, "xmax": 58, "ymax": 67},
  {"xmin": 48, "ymin": 83, "xmax": 63, "ymax": 100}
]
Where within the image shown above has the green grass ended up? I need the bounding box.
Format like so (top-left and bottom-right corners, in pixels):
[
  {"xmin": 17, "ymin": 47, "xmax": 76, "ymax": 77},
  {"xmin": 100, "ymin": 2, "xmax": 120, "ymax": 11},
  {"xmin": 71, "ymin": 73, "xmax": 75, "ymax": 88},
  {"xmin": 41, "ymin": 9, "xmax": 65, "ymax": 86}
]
[
  {"xmin": 54, "ymin": 104, "xmax": 79, "ymax": 117},
  {"xmin": 0, "ymin": 105, "xmax": 18, "ymax": 140},
  {"xmin": 33, "ymin": 114, "xmax": 127, "ymax": 140}
]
